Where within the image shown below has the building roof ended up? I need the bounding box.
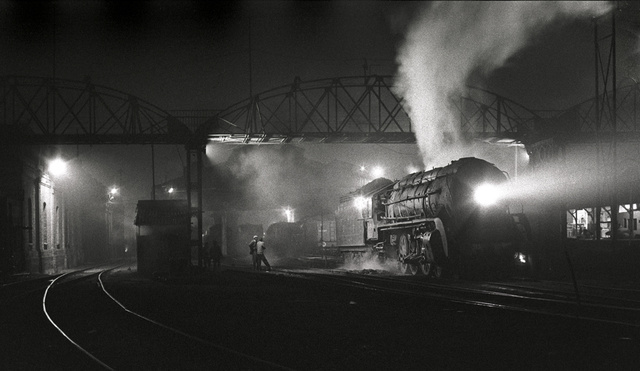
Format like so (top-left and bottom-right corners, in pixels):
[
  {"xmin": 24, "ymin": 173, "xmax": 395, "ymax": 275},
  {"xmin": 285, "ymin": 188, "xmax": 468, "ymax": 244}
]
[{"xmin": 134, "ymin": 200, "xmax": 189, "ymax": 226}]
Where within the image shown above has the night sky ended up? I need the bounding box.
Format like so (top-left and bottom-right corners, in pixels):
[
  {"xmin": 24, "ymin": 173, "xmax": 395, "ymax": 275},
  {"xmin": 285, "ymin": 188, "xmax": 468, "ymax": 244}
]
[{"xmin": 2, "ymin": 1, "xmax": 639, "ymax": 216}]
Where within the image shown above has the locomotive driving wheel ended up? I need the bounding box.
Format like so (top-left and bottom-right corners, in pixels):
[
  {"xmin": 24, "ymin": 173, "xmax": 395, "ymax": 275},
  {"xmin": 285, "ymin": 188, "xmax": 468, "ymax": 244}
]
[
  {"xmin": 398, "ymin": 234, "xmax": 419, "ymax": 275},
  {"xmin": 408, "ymin": 239, "xmax": 419, "ymax": 275},
  {"xmin": 419, "ymin": 261, "xmax": 432, "ymax": 276},
  {"xmin": 398, "ymin": 234, "xmax": 411, "ymax": 275},
  {"xmin": 432, "ymin": 265, "xmax": 443, "ymax": 278}
]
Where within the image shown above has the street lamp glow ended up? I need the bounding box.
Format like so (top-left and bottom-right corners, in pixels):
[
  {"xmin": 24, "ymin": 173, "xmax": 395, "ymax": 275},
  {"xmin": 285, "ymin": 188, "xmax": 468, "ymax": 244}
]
[
  {"xmin": 48, "ymin": 158, "xmax": 67, "ymax": 176},
  {"xmin": 354, "ymin": 196, "xmax": 367, "ymax": 210},
  {"xmin": 371, "ymin": 166, "xmax": 384, "ymax": 178},
  {"xmin": 110, "ymin": 187, "xmax": 118, "ymax": 195},
  {"xmin": 284, "ymin": 207, "xmax": 294, "ymax": 222}
]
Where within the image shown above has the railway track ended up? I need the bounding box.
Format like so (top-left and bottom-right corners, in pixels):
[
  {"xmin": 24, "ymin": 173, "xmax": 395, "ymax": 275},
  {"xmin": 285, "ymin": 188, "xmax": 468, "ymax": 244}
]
[
  {"xmin": 272, "ymin": 267, "xmax": 640, "ymax": 328},
  {"xmin": 2, "ymin": 265, "xmax": 293, "ymax": 371},
  {"xmin": 4, "ymin": 263, "xmax": 640, "ymax": 370}
]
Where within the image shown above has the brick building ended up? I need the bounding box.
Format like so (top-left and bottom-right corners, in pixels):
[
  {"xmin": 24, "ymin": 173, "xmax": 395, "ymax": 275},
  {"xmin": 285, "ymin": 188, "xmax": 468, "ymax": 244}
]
[{"xmin": 0, "ymin": 145, "xmax": 110, "ymax": 276}]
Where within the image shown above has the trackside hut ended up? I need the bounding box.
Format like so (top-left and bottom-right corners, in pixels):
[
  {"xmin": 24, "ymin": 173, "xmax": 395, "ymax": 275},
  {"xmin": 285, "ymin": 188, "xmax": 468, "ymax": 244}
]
[{"xmin": 134, "ymin": 200, "xmax": 190, "ymax": 276}]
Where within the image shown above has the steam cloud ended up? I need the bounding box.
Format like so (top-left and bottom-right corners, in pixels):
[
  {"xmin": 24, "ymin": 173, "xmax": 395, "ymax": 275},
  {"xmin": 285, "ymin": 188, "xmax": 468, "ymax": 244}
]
[{"xmin": 394, "ymin": 1, "xmax": 612, "ymax": 168}]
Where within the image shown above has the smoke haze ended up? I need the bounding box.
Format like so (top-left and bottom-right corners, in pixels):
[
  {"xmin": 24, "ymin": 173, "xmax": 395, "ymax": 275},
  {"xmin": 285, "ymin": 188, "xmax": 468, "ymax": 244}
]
[{"xmin": 394, "ymin": 1, "xmax": 612, "ymax": 168}]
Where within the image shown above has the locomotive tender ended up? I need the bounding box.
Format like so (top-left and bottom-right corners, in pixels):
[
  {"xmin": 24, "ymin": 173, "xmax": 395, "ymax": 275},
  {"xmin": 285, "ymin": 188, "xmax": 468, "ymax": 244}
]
[{"xmin": 337, "ymin": 157, "xmax": 532, "ymax": 277}]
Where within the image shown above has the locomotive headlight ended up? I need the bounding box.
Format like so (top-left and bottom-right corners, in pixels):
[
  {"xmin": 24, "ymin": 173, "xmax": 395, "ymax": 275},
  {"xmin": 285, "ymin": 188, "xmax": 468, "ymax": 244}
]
[{"xmin": 474, "ymin": 183, "xmax": 500, "ymax": 206}]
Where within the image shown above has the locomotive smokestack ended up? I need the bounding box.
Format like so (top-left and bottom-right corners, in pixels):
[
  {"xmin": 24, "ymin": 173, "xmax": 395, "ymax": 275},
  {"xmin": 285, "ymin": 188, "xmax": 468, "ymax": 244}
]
[{"xmin": 393, "ymin": 1, "xmax": 611, "ymax": 168}]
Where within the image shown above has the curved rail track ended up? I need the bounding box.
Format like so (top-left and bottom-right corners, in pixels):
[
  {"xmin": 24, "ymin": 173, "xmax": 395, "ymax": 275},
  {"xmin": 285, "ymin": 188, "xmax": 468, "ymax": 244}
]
[
  {"xmin": 39, "ymin": 265, "xmax": 294, "ymax": 371},
  {"xmin": 4, "ymin": 263, "xmax": 640, "ymax": 370}
]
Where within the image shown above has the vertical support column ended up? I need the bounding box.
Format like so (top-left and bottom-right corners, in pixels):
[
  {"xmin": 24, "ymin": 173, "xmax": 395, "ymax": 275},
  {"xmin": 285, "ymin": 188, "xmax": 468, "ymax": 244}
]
[
  {"xmin": 186, "ymin": 143, "xmax": 204, "ymax": 267},
  {"xmin": 594, "ymin": 10, "xmax": 618, "ymax": 243}
]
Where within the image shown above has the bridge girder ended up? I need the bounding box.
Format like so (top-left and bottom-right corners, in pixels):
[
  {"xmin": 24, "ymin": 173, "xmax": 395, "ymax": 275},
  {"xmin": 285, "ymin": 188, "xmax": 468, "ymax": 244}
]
[
  {"xmin": 178, "ymin": 75, "xmax": 542, "ymax": 146},
  {"xmin": 0, "ymin": 76, "xmax": 191, "ymax": 145}
]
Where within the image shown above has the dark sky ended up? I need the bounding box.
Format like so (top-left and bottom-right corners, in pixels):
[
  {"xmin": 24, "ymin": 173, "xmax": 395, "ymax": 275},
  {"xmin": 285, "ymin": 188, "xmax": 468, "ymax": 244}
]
[
  {"xmin": 2, "ymin": 1, "xmax": 638, "ymax": 212},
  {"xmin": 0, "ymin": 1, "xmax": 405, "ymax": 109}
]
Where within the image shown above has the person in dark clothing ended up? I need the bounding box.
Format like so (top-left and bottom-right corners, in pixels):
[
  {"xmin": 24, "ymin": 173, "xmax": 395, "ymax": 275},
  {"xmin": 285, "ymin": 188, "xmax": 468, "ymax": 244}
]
[
  {"xmin": 255, "ymin": 237, "xmax": 271, "ymax": 271},
  {"xmin": 249, "ymin": 235, "xmax": 259, "ymax": 270}
]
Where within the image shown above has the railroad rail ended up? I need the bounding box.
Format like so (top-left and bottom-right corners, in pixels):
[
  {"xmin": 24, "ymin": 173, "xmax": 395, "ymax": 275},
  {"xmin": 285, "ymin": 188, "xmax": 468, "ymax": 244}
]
[
  {"xmin": 273, "ymin": 267, "xmax": 640, "ymax": 328},
  {"xmin": 40, "ymin": 265, "xmax": 292, "ymax": 370}
]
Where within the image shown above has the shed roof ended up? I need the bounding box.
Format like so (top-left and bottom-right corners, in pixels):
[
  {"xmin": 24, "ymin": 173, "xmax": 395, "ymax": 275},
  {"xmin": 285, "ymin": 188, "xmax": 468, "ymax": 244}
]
[{"xmin": 134, "ymin": 200, "xmax": 189, "ymax": 226}]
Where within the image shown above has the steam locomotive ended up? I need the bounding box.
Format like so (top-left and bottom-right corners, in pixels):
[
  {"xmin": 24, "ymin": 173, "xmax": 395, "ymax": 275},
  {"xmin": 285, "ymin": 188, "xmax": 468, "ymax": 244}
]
[{"xmin": 337, "ymin": 157, "xmax": 532, "ymax": 278}]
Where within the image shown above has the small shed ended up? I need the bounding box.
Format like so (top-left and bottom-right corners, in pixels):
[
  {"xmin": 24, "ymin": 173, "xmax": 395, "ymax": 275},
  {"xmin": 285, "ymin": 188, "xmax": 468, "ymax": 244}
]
[{"xmin": 134, "ymin": 200, "xmax": 190, "ymax": 276}]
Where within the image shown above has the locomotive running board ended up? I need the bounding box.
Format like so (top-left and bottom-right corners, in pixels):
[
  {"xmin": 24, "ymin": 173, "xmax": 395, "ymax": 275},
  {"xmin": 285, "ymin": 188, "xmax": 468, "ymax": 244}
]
[{"xmin": 378, "ymin": 218, "xmax": 429, "ymax": 231}]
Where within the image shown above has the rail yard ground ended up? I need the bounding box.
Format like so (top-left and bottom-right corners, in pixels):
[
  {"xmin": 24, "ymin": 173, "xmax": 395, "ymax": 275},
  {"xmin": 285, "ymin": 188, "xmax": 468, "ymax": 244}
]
[{"xmin": 2, "ymin": 260, "xmax": 640, "ymax": 370}]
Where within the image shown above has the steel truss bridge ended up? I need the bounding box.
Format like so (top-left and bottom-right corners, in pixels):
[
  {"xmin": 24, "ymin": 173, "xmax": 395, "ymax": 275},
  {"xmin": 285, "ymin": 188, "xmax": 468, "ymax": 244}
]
[
  {"xmin": 5, "ymin": 75, "xmax": 638, "ymax": 148},
  {"xmin": 0, "ymin": 75, "xmax": 545, "ymax": 147},
  {"xmin": 179, "ymin": 75, "xmax": 543, "ymax": 146},
  {"xmin": 3, "ymin": 74, "xmax": 640, "ymax": 262}
]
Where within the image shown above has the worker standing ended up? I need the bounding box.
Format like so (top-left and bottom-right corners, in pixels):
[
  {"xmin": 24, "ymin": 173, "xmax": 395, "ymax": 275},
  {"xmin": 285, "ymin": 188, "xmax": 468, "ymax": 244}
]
[
  {"xmin": 249, "ymin": 235, "xmax": 259, "ymax": 270},
  {"xmin": 255, "ymin": 237, "xmax": 271, "ymax": 271}
]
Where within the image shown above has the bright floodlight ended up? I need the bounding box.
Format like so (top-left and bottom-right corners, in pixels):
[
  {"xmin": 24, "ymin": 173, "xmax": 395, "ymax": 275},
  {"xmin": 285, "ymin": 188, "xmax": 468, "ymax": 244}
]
[
  {"xmin": 371, "ymin": 166, "xmax": 384, "ymax": 178},
  {"xmin": 48, "ymin": 158, "xmax": 67, "ymax": 176},
  {"xmin": 110, "ymin": 187, "xmax": 118, "ymax": 195},
  {"xmin": 167, "ymin": 187, "xmax": 175, "ymax": 194},
  {"xmin": 474, "ymin": 183, "xmax": 500, "ymax": 207}
]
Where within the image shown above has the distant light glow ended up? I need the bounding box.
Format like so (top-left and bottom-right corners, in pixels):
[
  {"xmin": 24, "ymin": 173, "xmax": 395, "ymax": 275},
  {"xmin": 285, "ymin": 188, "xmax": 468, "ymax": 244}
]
[
  {"xmin": 284, "ymin": 207, "xmax": 294, "ymax": 222},
  {"xmin": 110, "ymin": 187, "xmax": 118, "ymax": 195},
  {"xmin": 168, "ymin": 187, "xmax": 175, "ymax": 194},
  {"xmin": 406, "ymin": 165, "xmax": 420, "ymax": 174},
  {"xmin": 474, "ymin": 183, "xmax": 500, "ymax": 206},
  {"xmin": 514, "ymin": 252, "xmax": 528, "ymax": 265},
  {"xmin": 48, "ymin": 158, "xmax": 67, "ymax": 176},
  {"xmin": 354, "ymin": 196, "xmax": 367, "ymax": 211},
  {"xmin": 371, "ymin": 166, "xmax": 384, "ymax": 178}
]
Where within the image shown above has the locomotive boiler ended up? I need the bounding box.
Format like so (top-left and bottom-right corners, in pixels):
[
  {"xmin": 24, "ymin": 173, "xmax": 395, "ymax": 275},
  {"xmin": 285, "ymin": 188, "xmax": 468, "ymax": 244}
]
[{"xmin": 336, "ymin": 157, "xmax": 532, "ymax": 278}]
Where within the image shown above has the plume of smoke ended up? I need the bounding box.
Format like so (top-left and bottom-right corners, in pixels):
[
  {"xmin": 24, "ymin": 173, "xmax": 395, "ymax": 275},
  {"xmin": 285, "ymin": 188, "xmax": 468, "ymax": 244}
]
[{"xmin": 394, "ymin": 1, "xmax": 612, "ymax": 168}]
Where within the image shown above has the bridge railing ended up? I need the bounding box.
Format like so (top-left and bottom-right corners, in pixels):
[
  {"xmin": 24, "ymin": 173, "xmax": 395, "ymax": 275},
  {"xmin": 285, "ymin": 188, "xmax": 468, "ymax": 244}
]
[
  {"xmin": 197, "ymin": 75, "xmax": 542, "ymax": 145},
  {"xmin": 0, "ymin": 75, "xmax": 546, "ymax": 146},
  {"xmin": 0, "ymin": 76, "xmax": 190, "ymax": 145},
  {"xmin": 569, "ymin": 83, "xmax": 640, "ymax": 133}
]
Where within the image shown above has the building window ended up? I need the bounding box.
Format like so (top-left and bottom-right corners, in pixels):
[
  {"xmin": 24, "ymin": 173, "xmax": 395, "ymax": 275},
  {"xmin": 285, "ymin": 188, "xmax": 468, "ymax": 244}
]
[
  {"xmin": 567, "ymin": 208, "xmax": 595, "ymax": 239},
  {"xmin": 600, "ymin": 206, "xmax": 612, "ymax": 239}
]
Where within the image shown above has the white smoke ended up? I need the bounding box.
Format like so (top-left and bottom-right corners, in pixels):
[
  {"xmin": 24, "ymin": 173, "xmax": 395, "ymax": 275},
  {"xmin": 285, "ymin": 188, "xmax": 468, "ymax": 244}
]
[
  {"xmin": 338, "ymin": 250, "xmax": 401, "ymax": 274},
  {"xmin": 394, "ymin": 1, "xmax": 612, "ymax": 168}
]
